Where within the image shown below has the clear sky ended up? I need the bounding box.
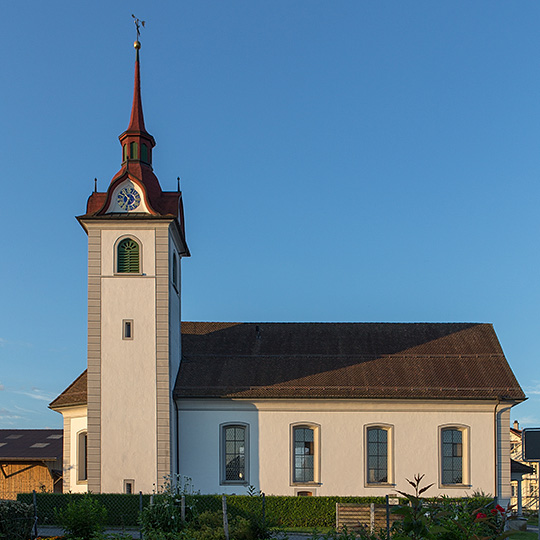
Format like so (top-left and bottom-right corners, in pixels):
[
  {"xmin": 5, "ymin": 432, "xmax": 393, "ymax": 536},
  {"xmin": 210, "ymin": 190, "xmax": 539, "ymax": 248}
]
[{"xmin": 1, "ymin": 1, "xmax": 540, "ymax": 430}]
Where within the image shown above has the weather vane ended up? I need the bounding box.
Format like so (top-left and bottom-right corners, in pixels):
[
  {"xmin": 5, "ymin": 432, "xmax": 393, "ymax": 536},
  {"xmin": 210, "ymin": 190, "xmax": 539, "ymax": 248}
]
[{"xmin": 132, "ymin": 14, "xmax": 145, "ymax": 48}]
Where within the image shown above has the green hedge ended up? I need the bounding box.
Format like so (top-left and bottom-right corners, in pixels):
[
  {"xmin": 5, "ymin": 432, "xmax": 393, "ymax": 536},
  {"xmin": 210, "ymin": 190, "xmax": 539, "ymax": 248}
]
[
  {"xmin": 17, "ymin": 493, "xmax": 490, "ymax": 529},
  {"xmin": 18, "ymin": 493, "xmax": 389, "ymax": 528},
  {"xmin": 265, "ymin": 496, "xmax": 387, "ymax": 527}
]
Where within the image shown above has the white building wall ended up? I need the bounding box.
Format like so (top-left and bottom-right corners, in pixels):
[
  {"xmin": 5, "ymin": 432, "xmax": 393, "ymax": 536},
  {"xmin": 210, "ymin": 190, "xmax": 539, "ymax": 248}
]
[
  {"xmin": 100, "ymin": 229, "xmax": 158, "ymax": 493},
  {"xmin": 56, "ymin": 406, "xmax": 88, "ymax": 493},
  {"xmin": 168, "ymin": 231, "xmax": 182, "ymax": 478},
  {"xmin": 177, "ymin": 399, "xmax": 500, "ymax": 496}
]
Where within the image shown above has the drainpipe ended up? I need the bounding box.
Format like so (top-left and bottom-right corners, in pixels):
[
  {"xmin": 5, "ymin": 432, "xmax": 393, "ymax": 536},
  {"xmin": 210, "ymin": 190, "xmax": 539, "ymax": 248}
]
[
  {"xmin": 494, "ymin": 397, "xmax": 500, "ymax": 499},
  {"xmin": 174, "ymin": 399, "xmax": 180, "ymax": 478},
  {"xmin": 494, "ymin": 398, "xmax": 515, "ymax": 503}
]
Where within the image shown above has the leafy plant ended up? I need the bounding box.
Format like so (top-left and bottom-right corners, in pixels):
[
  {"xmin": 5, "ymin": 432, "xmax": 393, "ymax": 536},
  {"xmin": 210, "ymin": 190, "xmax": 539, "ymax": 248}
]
[
  {"xmin": 54, "ymin": 493, "xmax": 107, "ymax": 540},
  {"xmin": 392, "ymin": 474, "xmax": 439, "ymax": 540},
  {"xmin": 0, "ymin": 500, "xmax": 35, "ymax": 540},
  {"xmin": 392, "ymin": 474, "xmax": 516, "ymax": 540}
]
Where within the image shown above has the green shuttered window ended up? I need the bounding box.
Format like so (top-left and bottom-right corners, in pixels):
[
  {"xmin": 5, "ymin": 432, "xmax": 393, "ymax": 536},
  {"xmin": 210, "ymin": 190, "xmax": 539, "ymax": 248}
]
[{"xmin": 117, "ymin": 238, "xmax": 140, "ymax": 273}]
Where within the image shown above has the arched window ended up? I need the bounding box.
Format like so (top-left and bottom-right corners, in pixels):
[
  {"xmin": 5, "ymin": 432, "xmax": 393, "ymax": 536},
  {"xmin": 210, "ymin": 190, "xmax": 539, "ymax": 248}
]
[
  {"xmin": 220, "ymin": 424, "xmax": 248, "ymax": 484},
  {"xmin": 141, "ymin": 144, "xmax": 149, "ymax": 163},
  {"xmin": 130, "ymin": 142, "xmax": 138, "ymax": 160},
  {"xmin": 117, "ymin": 238, "xmax": 140, "ymax": 273},
  {"xmin": 291, "ymin": 424, "xmax": 320, "ymax": 484},
  {"xmin": 366, "ymin": 427, "xmax": 388, "ymax": 483},
  {"xmin": 441, "ymin": 427, "xmax": 464, "ymax": 485},
  {"xmin": 77, "ymin": 431, "xmax": 87, "ymax": 482}
]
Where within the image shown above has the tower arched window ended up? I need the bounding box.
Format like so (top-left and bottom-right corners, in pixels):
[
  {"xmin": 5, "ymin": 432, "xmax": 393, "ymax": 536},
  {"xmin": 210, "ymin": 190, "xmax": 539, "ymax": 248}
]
[
  {"xmin": 130, "ymin": 142, "xmax": 138, "ymax": 160},
  {"xmin": 141, "ymin": 144, "xmax": 149, "ymax": 163},
  {"xmin": 117, "ymin": 238, "xmax": 140, "ymax": 273}
]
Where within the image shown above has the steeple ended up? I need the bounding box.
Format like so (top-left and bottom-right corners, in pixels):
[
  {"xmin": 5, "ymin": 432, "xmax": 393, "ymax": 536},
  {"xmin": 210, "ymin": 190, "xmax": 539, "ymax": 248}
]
[
  {"xmin": 80, "ymin": 32, "xmax": 189, "ymax": 241},
  {"xmin": 119, "ymin": 41, "xmax": 156, "ymax": 167}
]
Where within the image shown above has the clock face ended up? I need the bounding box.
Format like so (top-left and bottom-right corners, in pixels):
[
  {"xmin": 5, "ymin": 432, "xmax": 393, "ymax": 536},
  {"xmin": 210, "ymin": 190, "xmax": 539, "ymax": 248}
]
[{"xmin": 117, "ymin": 187, "xmax": 141, "ymax": 211}]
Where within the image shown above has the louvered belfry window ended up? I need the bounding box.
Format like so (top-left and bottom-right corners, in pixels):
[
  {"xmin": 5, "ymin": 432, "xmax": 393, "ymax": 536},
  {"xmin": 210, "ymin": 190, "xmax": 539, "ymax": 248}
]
[{"xmin": 117, "ymin": 238, "xmax": 140, "ymax": 273}]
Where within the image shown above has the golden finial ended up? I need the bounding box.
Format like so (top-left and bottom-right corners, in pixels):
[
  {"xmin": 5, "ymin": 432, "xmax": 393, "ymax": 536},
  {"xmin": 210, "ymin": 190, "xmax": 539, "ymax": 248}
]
[{"xmin": 132, "ymin": 14, "xmax": 145, "ymax": 49}]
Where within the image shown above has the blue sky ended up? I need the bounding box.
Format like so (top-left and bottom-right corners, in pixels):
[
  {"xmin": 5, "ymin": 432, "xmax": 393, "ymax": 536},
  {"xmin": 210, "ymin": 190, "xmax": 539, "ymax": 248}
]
[{"xmin": 1, "ymin": 1, "xmax": 540, "ymax": 429}]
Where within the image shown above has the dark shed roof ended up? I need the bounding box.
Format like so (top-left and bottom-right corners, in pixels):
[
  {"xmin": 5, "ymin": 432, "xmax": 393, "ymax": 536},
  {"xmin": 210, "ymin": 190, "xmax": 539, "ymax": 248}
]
[{"xmin": 0, "ymin": 429, "xmax": 62, "ymax": 461}]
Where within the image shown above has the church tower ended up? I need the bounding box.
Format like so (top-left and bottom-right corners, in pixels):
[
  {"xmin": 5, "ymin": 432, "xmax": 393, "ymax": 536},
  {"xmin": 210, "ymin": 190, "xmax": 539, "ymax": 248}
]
[{"xmin": 77, "ymin": 40, "xmax": 189, "ymax": 493}]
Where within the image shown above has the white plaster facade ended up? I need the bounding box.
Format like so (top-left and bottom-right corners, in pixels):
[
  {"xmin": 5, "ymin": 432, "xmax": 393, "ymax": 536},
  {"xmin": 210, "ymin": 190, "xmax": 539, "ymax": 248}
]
[
  {"xmin": 54, "ymin": 405, "xmax": 88, "ymax": 493},
  {"xmin": 177, "ymin": 398, "xmax": 512, "ymax": 501}
]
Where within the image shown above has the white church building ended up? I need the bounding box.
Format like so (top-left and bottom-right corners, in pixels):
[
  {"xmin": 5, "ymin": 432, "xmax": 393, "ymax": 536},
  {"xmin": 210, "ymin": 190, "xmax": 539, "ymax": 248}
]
[{"xmin": 50, "ymin": 41, "xmax": 525, "ymax": 501}]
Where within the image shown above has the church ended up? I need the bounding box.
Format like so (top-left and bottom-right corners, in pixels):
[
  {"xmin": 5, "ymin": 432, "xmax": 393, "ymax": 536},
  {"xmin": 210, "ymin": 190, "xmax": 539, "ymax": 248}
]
[{"xmin": 49, "ymin": 40, "xmax": 525, "ymax": 501}]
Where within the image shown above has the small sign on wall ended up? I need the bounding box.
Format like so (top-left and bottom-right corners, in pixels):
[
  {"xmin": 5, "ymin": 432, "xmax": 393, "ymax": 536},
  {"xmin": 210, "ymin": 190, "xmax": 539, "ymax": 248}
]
[{"xmin": 522, "ymin": 428, "xmax": 540, "ymax": 461}]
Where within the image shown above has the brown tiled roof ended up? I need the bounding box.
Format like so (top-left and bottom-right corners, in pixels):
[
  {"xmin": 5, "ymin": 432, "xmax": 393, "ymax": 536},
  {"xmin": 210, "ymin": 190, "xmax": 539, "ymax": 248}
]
[
  {"xmin": 50, "ymin": 322, "xmax": 526, "ymax": 406},
  {"xmin": 49, "ymin": 371, "xmax": 88, "ymax": 409},
  {"xmin": 174, "ymin": 322, "xmax": 525, "ymax": 400},
  {"xmin": 0, "ymin": 429, "xmax": 62, "ymax": 461}
]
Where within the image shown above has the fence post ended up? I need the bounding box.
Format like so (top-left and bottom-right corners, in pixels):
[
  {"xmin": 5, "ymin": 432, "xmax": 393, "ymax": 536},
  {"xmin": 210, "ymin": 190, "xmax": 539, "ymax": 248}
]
[
  {"xmin": 181, "ymin": 495, "xmax": 186, "ymax": 522},
  {"xmin": 32, "ymin": 489, "xmax": 38, "ymax": 539},
  {"xmin": 386, "ymin": 495, "xmax": 390, "ymax": 540},
  {"xmin": 222, "ymin": 494, "xmax": 229, "ymax": 540},
  {"xmin": 370, "ymin": 502, "xmax": 375, "ymax": 533},
  {"xmin": 139, "ymin": 491, "xmax": 143, "ymax": 540}
]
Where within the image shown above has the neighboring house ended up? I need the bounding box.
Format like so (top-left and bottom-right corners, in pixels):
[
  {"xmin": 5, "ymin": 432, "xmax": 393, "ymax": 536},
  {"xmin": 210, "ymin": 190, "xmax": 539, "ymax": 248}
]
[
  {"xmin": 510, "ymin": 421, "xmax": 538, "ymax": 512},
  {"xmin": 0, "ymin": 429, "xmax": 63, "ymax": 499},
  {"xmin": 50, "ymin": 41, "xmax": 526, "ymax": 502}
]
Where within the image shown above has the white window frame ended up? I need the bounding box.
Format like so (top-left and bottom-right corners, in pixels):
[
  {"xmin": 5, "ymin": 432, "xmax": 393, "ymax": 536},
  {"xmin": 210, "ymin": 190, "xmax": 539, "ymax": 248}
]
[
  {"xmin": 439, "ymin": 424, "xmax": 470, "ymax": 488},
  {"xmin": 220, "ymin": 423, "xmax": 249, "ymax": 485},
  {"xmin": 364, "ymin": 423, "xmax": 394, "ymax": 487},
  {"xmin": 290, "ymin": 423, "xmax": 321, "ymax": 486}
]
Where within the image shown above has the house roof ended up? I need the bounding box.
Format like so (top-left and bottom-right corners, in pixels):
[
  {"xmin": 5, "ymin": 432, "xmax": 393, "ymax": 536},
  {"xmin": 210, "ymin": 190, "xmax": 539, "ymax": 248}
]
[
  {"xmin": 0, "ymin": 429, "xmax": 62, "ymax": 461},
  {"xmin": 49, "ymin": 370, "xmax": 88, "ymax": 409},
  {"xmin": 174, "ymin": 322, "xmax": 526, "ymax": 400},
  {"xmin": 50, "ymin": 322, "xmax": 526, "ymax": 406}
]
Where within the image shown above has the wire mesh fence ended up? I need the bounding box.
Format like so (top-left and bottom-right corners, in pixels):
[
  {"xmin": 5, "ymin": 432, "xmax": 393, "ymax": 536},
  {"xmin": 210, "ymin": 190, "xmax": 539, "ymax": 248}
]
[{"xmin": 11, "ymin": 491, "xmax": 405, "ymax": 538}]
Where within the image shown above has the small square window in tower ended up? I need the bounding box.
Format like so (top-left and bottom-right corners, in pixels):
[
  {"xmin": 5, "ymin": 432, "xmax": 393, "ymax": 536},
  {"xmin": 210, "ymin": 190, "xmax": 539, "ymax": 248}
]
[{"xmin": 123, "ymin": 320, "xmax": 133, "ymax": 340}]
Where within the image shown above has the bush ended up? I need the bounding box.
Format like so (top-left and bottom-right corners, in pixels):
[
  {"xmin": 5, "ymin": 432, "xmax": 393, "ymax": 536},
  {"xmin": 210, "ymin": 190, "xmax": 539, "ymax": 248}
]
[
  {"xmin": 139, "ymin": 495, "xmax": 186, "ymax": 536},
  {"xmin": 0, "ymin": 499, "xmax": 34, "ymax": 540},
  {"xmin": 54, "ymin": 493, "xmax": 108, "ymax": 540}
]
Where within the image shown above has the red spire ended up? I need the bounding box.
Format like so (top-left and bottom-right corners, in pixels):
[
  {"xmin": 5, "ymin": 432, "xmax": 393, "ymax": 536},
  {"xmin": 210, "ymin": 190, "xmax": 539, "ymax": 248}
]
[
  {"xmin": 127, "ymin": 48, "xmax": 147, "ymax": 133},
  {"xmin": 119, "ymin": 43, "xmax": 155, "ymax": 166}
]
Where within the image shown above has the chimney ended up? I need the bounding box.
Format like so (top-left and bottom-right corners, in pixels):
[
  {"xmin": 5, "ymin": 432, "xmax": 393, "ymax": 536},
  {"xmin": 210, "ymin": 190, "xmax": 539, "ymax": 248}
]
[{"xmin": 514, "ymin": 420, "xmax": 519, "ymax": 430}]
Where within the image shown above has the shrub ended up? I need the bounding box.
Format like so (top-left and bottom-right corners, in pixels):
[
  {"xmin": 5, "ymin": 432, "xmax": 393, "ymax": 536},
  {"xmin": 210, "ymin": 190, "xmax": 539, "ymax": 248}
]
[
  {"xmin": 54, "ymin": 493, "xmax": 107, "ymax": 540},
  {"xmin": 391, "ymin": 474, "xmax": 508, "ymax": 540},
  {"xmin": 139, "ymin": 495, "xmax": 185, "ymax": 536},
  {"xmin": 0, "ymin": 499, "xmax": 35, "ymax": 540}
]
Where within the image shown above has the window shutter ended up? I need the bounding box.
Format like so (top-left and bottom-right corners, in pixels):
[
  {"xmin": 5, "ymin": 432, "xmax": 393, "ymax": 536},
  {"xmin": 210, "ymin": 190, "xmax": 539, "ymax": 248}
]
[{"xmin": 117, "ymin": 239, "xmax": 140, "ymax": 273}]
